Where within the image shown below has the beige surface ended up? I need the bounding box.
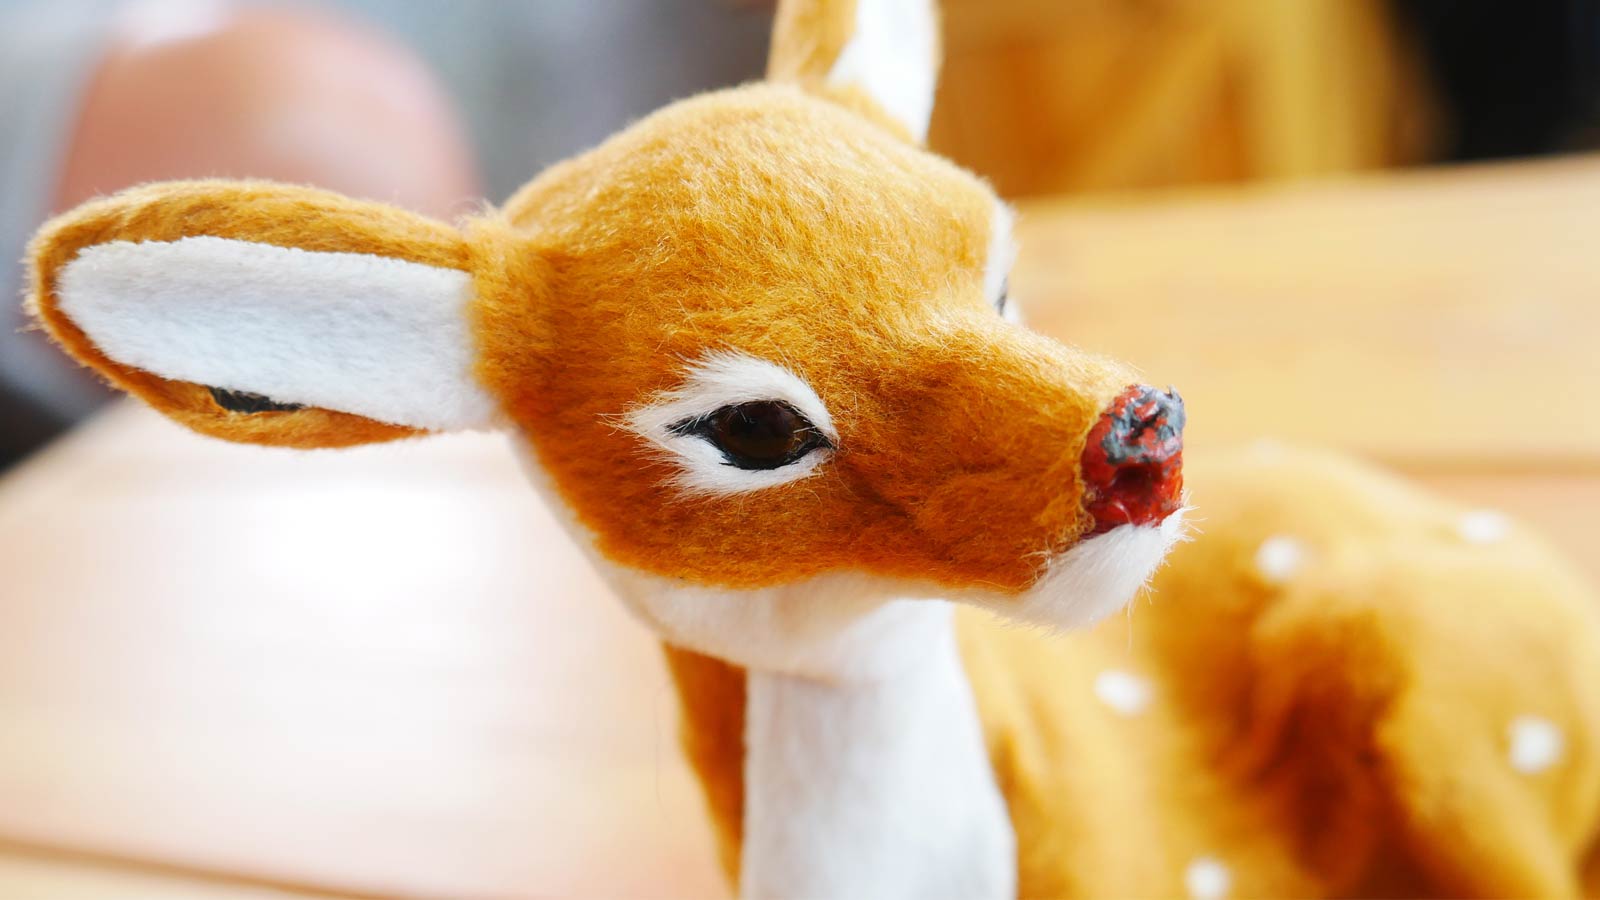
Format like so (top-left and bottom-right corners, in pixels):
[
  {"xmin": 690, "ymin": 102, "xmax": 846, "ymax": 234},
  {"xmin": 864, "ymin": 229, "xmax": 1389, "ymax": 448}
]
[
  {"xmin": 0, "ymin": 849, "xmax": 308, "ymax": 900},
  {"xmin": 1, "ymin": 157, "xmax": 1597, "ymax": 897}
]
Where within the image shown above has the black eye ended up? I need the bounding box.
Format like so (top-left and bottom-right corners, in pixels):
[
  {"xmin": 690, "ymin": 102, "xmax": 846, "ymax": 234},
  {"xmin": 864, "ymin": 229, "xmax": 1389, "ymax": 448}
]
[
  {"xmin": 209, "ymin": 387, "xmax": 304, "ymax": 413},
  {"xmin": 995, "ymin": 276, "xmax": 1011, "ymax": 315},
  {"xmin": 671, "ymin": 401, "xmax": 830, "ymax": 470}
]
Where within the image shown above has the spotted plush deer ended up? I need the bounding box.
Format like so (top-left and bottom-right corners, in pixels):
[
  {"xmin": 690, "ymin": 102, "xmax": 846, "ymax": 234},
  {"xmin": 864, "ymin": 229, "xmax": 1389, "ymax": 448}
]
[{"xmin": 26, "ymin": 0, "xmax": 1600, "ymax": 897}]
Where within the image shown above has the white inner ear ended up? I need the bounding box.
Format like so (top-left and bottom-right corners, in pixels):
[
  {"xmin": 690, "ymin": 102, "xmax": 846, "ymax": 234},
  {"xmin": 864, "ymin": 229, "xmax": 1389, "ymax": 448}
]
[
  {"xmin": 56, "ymin": 236, "xmax": 497, "ymax": 431},
  {"xmin": 625, "ymin": 352, "xmax": 837, "ymax": 495},
  {"xmin": 984, "ymin": 200, "xmax": 1019, "ymax": 318},
  {"xmin": 827, "ymin": 0, "xmax": 938, "ymax": 141}
]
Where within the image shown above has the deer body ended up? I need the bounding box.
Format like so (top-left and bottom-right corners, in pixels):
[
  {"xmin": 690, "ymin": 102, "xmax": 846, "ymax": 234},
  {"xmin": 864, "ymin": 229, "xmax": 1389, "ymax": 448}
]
[
  {"xmin": 670, "ymin": 447, "xmax": 1600, "ymax": 898},
  {"xmin": 23, "ymin": 0, "xmax": 1600, "ymax": 897}
]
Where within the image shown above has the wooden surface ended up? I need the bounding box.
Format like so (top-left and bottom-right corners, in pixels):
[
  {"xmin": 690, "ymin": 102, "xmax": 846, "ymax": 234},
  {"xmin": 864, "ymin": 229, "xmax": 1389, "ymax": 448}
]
[{"xmin": 2, "ymin": 157, "xmax": 1598, "ymax": 897}]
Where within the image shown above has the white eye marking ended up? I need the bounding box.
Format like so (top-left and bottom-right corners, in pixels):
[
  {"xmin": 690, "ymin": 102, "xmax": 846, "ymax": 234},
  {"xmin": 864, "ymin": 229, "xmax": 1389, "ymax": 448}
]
[
  {"xmin": 984, "ymin": 200, "xmax": 1018, "ymax": 319},
  {"xmin": 625, "ymin": 352, "xmax": 837, "ymax": 495}
]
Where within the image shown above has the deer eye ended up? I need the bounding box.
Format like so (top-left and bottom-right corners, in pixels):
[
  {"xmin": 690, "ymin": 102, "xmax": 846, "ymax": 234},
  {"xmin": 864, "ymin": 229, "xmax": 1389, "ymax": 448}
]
[
  {"xmin": 209, "ymin": 387, "xmax": 304, "ymax": 413},
  {"xmin": 671, "ymin": 401, "xmax": 830, "ymax": 470}
]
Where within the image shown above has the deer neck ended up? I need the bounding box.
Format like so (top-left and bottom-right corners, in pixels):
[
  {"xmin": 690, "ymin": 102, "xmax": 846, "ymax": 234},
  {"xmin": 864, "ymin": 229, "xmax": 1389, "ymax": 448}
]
[
  {"xmin": 738, "ymin": 600, "xmax": 1016, "ymax": 899},
  {"xmin": 511, "ymin": 442, "xmax": 1015, "ymax": 894}
]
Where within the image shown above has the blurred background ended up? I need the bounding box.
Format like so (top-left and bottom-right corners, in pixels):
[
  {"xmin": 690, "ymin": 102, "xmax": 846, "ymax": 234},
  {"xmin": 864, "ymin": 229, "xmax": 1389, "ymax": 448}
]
[{"xmin": 1, "ymin": 1, "xmax": 1598, "ymax": 897}]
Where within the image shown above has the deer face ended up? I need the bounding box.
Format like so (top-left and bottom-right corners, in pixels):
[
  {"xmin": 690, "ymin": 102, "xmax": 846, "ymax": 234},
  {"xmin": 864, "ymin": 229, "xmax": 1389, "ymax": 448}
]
[
  {"xmin": 26, "ymin": 0, "xmax": 1184, "ymax": 676},
  {"xmin": 473, "ymin": 86, "xmax": 1186, "ymax": 664}
]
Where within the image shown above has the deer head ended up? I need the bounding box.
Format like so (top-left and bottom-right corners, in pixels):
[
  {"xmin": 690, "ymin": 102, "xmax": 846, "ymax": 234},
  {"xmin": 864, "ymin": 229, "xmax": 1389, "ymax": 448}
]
[{"xmin": 27, "ymin": 0, "xmax": 1185, "ymax": 679}]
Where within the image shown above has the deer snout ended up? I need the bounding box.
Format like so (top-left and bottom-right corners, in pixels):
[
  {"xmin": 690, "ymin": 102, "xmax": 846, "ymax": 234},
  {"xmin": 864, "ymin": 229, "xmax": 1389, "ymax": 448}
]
[{"xmin": 1081, "ymin": 385, "xmax": 1186, "ymax": 535}]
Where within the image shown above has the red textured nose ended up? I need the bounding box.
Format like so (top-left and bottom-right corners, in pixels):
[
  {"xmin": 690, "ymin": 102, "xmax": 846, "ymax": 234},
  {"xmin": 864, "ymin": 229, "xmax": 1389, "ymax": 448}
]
[{"xmin": 1081, "ymin": 385, "xmax": 1185, "ymax": 534}]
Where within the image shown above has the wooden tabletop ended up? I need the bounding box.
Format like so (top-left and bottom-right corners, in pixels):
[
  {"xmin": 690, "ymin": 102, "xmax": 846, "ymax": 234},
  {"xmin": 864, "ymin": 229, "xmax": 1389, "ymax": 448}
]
[{"xmin": 2, "ymin": 157, "xmax": 1598, "ymax": 898}]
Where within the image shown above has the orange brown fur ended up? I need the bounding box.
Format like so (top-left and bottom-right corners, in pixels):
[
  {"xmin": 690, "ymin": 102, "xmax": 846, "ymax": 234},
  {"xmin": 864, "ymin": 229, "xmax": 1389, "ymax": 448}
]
[
  {"xmin": 481, "ymin": 85, "xmax": 1133, "ymax": 591},
  {"xmin": 661, "ymin": 646, "xmax": 747, "ymax": 883},
  {"xmin": 30, "ymin": 87, "xmax": 1130, "ymax": 592},
  {"xmin": 767, "ymin": 0, "xmax": 859, "ymax": 85},
  {"xmin": 669, "ymin": 447, "xmax": 1600, "ymax": 897}
]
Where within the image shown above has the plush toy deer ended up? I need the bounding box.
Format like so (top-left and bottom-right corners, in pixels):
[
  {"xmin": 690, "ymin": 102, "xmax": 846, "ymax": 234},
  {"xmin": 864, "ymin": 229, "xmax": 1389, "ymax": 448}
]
[{"xmin": 25, "ymin": 0, "xmax": 1600, "ymax": 897}]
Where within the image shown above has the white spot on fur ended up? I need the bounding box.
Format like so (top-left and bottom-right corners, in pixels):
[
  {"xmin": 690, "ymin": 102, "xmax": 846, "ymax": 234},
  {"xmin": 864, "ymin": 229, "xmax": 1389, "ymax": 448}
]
[
  {"xmin": 1508, "ymin": 716, "xmax": 1564, "ymax": 774},
  {"xmin": 57, "ymin": 236, "xmax": 494, "ymax": 431},
  {"xmin": 1254, "ymin": 535, "xmax": 1306, "ymax": 584},
  {"xmin": 1458, "ymin": 509, "xmax": 1511, "ymax": 544},
  {"xmin": 1093, "ymin": 669, "xmax": 1151, "ymax": 715},
  {"xmin": 827, "ymin": 0, "xmax": 938, "ymax": 141},
  {"xmin": 624, "ymin": 352, "xmax": 836, "ymax": 495},
  {"xmin": 1185, "ymin": 856, "xmax": 1232, "ymax": 900}
]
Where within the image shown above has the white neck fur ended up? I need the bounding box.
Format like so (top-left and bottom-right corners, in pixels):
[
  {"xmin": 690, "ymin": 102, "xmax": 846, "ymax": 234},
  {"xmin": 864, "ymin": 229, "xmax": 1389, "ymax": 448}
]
[
  {"xmin": 737, "ymin": 601, "xmax": 1015, "ymax": 899},
  {"xmin": 513, "ymin": 441, "xmax": 1017, "ymax": 896},
  {"xmin": 609, "ymin": 578, "xmax": 1018, "ymax": 896}
]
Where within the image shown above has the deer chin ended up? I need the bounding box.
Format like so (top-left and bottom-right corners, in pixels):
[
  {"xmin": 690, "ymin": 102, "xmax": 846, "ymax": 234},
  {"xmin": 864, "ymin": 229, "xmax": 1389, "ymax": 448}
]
[
  {"xmin": 1003, "ymin": 507, "xmax": 1190, "ymax": 631},
  {"xmin": 603, "ymin": 505, "xmax": 1186, "ymax": 682},
  {"xmin": 612, "ymin": 572, "xmax": 957, "ymax": 682}
]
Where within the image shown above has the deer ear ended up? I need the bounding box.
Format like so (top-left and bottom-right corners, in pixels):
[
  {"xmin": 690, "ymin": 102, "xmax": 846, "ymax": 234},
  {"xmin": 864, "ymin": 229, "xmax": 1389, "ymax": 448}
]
[
  {"xmin": 27, "ymin": 181, "xmax": 497, "ymax": 449},
  {"xmin": 768, "ymin": 0, "xmax": 940, "ymax": 143}
]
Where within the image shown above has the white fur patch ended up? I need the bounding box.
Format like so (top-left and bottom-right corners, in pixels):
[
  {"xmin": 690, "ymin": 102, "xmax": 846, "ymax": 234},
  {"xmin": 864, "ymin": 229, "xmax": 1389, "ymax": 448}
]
[
  {"xmin": 1093, "ymin": 669, "xmax": 1152, "ymax": 715},
  {"xmin": 518, "ymin": 460, "xmax": 1019, "ymax": 896},
  {"xmin": 624, "ymin": 352, "xmax": 837, "ymax": 495},
  {"xmin": 1458, "ymin": 509, "xmax": 1511, "ymax": 544},
  {"xmin": 1005, "ymin": 511, "xmax": 1188, "ymax": 630},
  {"xmin": 57, "ymin": 237, "xmax": 496, "ymax": 431},
  {"xmin": 1508, "ymin": 715, "xmax": 1565, "ymax": 774},
  {"xmin": 612, "ymin": 568, "xmax": 943, "ymax": 681},
  {"xmin": 1001, "ymin": 291, "xmax": 1027, "ymax": 326},
  {"xmin": 827, "ymin": 0, "xmax": 939, "ymax": 141},
  {"xmin": 1185, "ymin": 856, "xmax": 1232, "ymax": 900},
  {"xmin": 984, "ymin": 200, "xmax": 1017, "ymax": 315},
  {"xmin": 1254, "ymin": 535, "xmax": 1307, "ymax": 584},
  {"xmin": 741, "ymin": 607, "xmax": 1015, "ymax": 899},
  {"xmin": 513, "ymin": 435, "xmax": 1194, "ymax": 898},
  {"xmin": 611, "ymin": 512, "xmax": 1188, "ymax": 676}
]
